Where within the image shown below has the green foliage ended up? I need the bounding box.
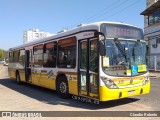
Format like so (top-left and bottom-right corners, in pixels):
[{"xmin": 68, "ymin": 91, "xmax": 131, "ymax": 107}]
[{"xmin": 0, "ymin": 49, "xmax": 7, "ymax": 60}]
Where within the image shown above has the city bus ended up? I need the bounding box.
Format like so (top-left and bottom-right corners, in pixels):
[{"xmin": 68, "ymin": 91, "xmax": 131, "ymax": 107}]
[{"xmin": 8, "ymin": 22, "xmax": 150, "ymax": 103}]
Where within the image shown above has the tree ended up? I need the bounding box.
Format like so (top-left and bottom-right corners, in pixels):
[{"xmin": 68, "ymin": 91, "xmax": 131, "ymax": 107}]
[{"xmin": 0, "ymin": 49, "xmax": 7, "ymax": 60}]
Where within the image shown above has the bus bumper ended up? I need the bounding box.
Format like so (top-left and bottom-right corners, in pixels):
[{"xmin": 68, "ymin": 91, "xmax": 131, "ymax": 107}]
[{"xmin": 99, "ymin": 81, "xmax": 150, "ymax": 101}]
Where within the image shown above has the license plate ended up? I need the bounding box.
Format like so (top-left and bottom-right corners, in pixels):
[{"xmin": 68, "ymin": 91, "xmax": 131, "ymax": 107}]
[{"xmin": 128, "ymin": 90, "xmax": 135, "ymax": 95}]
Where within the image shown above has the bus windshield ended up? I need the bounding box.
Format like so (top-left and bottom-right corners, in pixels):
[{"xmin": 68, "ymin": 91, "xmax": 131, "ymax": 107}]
[{"xmin": 102, "ymin": 39, "xmax": 147, "ymax": 76}]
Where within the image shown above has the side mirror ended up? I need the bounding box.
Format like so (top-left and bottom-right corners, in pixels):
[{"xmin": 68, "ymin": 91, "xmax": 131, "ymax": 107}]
[
  {"xmin": 95, "ymin": 32, "xmax": 106, "ymax": 56},
  {"xmin": 99, "ymin": 40, "xmax": 106, "ymax": 56}
]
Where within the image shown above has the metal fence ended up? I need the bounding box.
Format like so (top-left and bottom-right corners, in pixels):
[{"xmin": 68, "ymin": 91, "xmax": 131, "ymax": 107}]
[{"xmin": 147, "ymin": 55, "xmax": 160, "ymax": 71}]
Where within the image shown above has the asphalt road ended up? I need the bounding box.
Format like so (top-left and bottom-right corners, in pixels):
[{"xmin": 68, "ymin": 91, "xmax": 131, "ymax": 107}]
[{"xmin": 0, "ymin": 65, "xmax": 160, "ymax": 119}]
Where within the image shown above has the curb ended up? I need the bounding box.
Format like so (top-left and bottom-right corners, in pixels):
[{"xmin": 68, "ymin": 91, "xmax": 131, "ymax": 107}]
[
  {"xmin": 149, "ymin": 76, "xmax": 160, "ymax": 79},
  {"xmin": 149, "ymin": 76, "xmax": 157, "ymax": 78}
]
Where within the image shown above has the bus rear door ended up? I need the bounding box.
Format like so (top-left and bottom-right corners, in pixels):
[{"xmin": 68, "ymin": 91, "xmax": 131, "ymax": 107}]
[{"xmin": 25, "ymin": 50, "xmax": 32, "ymax": 82}]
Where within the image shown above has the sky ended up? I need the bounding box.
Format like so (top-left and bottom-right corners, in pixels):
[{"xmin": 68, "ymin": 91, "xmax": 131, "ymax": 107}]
[{"xmin": 0, "ymin": 0, "xmax": 146, "ymax": 50}]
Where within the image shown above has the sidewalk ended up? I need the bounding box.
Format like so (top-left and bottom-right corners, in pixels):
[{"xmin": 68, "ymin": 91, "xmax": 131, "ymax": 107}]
[
  {"xmin": 0, "ymin": 65, "xmax": 3, "ymax": 71},
  {"xmin": 148, "ymin": 71, "xmax": 160, "ymax": 79}
]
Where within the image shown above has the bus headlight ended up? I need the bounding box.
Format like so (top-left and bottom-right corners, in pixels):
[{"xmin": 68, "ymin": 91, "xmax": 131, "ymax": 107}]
[
  {"xmin": 142, "ymin": 76, "xmax": 149, "ymax": 85},
  {"xmin": 101, "ymin": 76, "xmax": 118, "ymax": 89}
]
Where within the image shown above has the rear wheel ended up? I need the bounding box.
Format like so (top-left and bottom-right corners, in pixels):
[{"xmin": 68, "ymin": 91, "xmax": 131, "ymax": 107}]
[{"xmin": 57, "ymin": 76, "xmax": 70, "ymax": 98}]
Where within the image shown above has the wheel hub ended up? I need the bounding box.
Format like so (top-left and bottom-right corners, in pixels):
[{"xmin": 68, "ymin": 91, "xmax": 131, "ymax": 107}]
[{"xmin": 60, "ymin": 82, "xmax": 67, "ymax": 93}]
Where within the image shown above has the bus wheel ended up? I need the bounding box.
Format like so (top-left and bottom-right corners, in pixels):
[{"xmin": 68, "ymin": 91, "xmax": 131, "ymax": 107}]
[
  {"xmin": 57, "ymin": 76, "xmax": 70, "ymax": 98},
  {"xmin": 16, "ymin": 72, "xmax": 22, "ymax": 84}
]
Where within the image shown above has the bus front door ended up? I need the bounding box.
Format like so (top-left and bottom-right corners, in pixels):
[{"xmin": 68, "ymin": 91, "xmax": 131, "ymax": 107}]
[{"xmin": 78, "ymin": 38, "xmax": 99, "ymax": 99}]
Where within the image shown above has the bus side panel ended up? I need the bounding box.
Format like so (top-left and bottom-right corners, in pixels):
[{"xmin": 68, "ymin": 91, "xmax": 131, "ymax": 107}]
[
  {"xmin": 8, "ymin": 68, "xmax": 16, "ymax": 79},
  {"xmin": 31, "ymin": 72, "xmax": 40, "ymax": 86},
  {"xmin": 56, "ymin": 71, "xmax": 78, "ymax": 95},
  {"xmin": 99, "ymin": 81, "xmax": 150, "ymax": 101},
  {"xmin": 62, "ymin": 72, "xmax": 78, "ymax": 95},
  {"xmin": 19, "ymin": 69, "xmax": 25, "ymax": 82},
  {"xmin": 30, "ymin": 71, "xmax": 56, "ymax": 90},
  {"xmin": 68, "ymin": 80, "xmax": 78, "ymax": 95},
  {"xmin": 8, "ymin": 68, "xmax": 12, "ymax": 78},
  {"xmin": 39, "ymin": 73, "xmax": 56, "ymax": 90}
]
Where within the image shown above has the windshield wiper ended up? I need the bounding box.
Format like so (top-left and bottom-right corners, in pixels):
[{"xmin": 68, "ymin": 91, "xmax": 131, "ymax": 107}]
[{"xmin": 113, "ymin": 38, "xmax": 127, "ymax": 60}]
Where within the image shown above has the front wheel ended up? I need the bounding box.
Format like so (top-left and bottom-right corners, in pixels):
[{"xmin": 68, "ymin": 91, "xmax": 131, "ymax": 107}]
[{"xmin": 57, "ymin": 76, "xmax": 70, "ymax": 98}]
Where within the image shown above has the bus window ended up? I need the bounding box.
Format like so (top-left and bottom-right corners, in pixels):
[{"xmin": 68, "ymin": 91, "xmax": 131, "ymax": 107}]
[
  {"xmin": 33, "ymin": 44, "xmax": 43, "ymax": 67},
  {"xmin": 19, "ymin": 50, "xmax": 25, "ymax": 66},
  {"xmin": 9, "ymin": 52, "xmax": 13, "ymax": 63},
  {"xmin": 13, "ymin": 51, "xmax": 19, "ymax": 62},
  {"xmin": 80, "ymin": 41, "xmax": 87, "ymax": 70},
  {"xmin": 43, "ymin": 42, "xmax": 57, "ymax": 68},
  {"xmin": 58, "ymin": 37, "xmax": 76, "ymax": 68},
  {"xmin": 90, "ymin": 40, "xmax": 98, "ymax": 72}
]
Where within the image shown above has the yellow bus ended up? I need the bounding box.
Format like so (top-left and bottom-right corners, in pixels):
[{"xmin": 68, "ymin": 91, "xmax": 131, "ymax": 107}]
[{"xmin": 8, "ymin": 22, "xmax": 150, "ymax": 103}]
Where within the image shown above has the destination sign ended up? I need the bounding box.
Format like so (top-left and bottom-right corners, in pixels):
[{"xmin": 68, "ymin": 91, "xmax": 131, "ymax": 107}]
[{"xmin": 101, "ymin": 24, "xmax": 144, "ymax": 39}]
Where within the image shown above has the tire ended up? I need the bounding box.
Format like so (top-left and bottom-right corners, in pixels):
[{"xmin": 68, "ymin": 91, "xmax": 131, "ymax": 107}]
[
  {"xmin": 16, "ymin": 72, "xmax": 22, "ymax": 84},
  {"xmin": 57, "ymin": 76, "xmax": 70, "ymax": 98}
]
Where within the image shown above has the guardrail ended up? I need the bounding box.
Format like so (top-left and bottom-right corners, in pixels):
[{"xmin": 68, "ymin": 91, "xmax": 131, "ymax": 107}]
[{"xmin": 147, "ymin": 55, "xmax": 160, "ymax": 71}]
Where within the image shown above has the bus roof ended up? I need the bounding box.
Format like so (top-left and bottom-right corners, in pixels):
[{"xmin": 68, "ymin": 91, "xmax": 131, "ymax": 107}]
[{"xmin": 9, "ymin": 21, "xmax": 142, "ymax": 51}]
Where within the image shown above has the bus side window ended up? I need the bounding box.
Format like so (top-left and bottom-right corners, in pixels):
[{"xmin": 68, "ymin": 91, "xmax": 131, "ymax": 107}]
[
  {"xmin": 9, "ymin": 52, "xmax": 13, "ymax": 63},
  {"xmin": 43, "ymin": 41, "xmax": 57, "ymax": 68},
  {"xmin": 58, "ymin": 37, "xmax": 76, "ymax": 68},
  {"xmin": 19, "ymin": 50, "xmax": 25, "ymax": 66},
  {"xmin": 13, "ymin": 50, "xmax": 19, "ymax": 63},
  {"xmin": 33, "ymin": 44, "xmax": 43, "ymax": 67}
]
